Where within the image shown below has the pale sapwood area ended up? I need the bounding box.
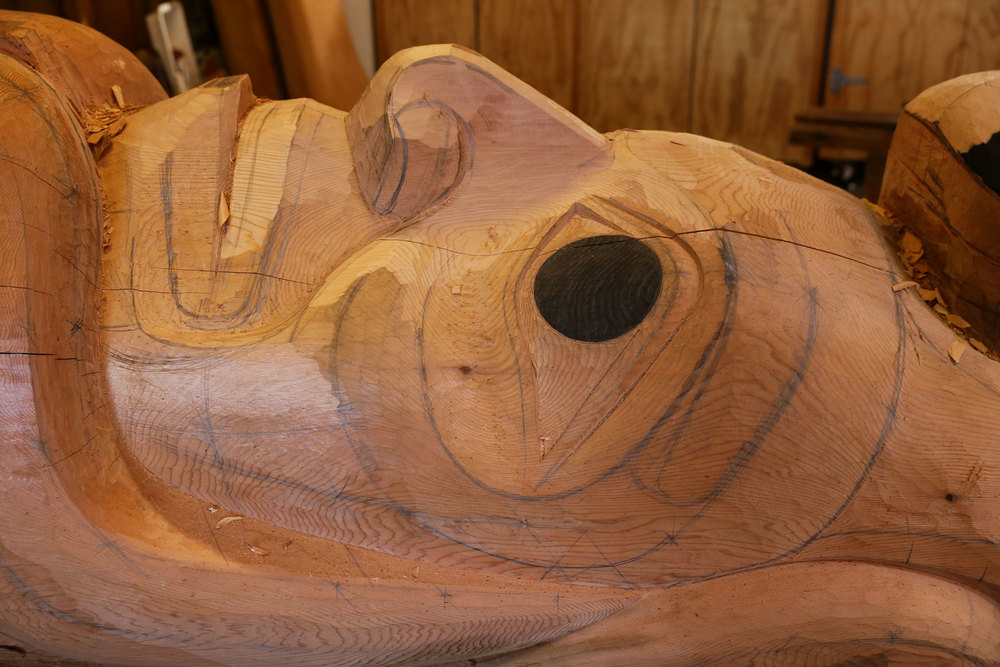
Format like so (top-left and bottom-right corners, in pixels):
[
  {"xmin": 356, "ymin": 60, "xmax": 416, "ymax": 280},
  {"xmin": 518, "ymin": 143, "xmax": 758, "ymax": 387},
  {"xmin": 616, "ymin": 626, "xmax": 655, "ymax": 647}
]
[{"xmin": 0, "ymin": 9, "xmax": 999, "ymax": 666}]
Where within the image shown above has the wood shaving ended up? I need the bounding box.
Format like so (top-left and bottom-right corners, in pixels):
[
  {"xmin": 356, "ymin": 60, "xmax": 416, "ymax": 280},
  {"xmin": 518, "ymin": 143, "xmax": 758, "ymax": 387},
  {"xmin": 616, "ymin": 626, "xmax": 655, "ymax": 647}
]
[
  {"xmin": 946, "ymin": 313, "xmax": 971, "ymax": 329},
  {"xmin": 85, "ymin": 113, "xmax": 128, "ymax": 160},
  {"xmin": 111, "ymin": 84, "xmax": 124, "ymax": 108},
  {"xmin": 217, "ymin": 192, "xmax": 230, "ymax": 228},
  {"xmin": 215, "ymin": 516, "xmax": 244, "ymax": 529},
  {"xmin": 538, "ymin": 436, "xmax": 553, "ymax": 461},
  {"xmin": 901, "ymin": 230, "xmax": 923, "ymax": 256},
  {"xmin": 909, "ymin": 260, "xmax": 929, "ymax": 279},
  {"xmin": 948, "ymin": 339, "xmax": 967, "ymax": 364},
  {"xmin": 862, "ymin": 199, "xmax": 891, "ymax": 220},
  {"xmin": 83, "ymin": 104, "xmax": 125, "ymax": 134},
  {"xmin": 875, "ymin": 209, "xmax": 993, "ymax": 358},
  {"xmin": 102, "ymin": 216, "xmax": 113, "ymax": 250}
]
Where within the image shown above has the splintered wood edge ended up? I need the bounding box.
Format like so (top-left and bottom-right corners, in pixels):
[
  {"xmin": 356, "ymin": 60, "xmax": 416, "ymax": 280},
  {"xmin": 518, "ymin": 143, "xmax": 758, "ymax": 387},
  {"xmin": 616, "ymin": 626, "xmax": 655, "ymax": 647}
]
[{"xmin": 906, "ymin": 71, "xmax": 1000, "ymax": 153}]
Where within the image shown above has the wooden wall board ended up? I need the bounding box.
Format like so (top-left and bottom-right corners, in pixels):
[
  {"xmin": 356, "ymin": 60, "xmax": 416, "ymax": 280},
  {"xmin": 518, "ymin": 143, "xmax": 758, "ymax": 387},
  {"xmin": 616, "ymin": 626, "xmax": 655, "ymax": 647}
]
[
  {"xmin": 825, "ymin": 0, "xmax": 966, "ymax": 112},
  {"xmin": 210, "ymin": 0, "xmax": 285, "ymax": 100},
  {"xmin": 690, "ymin": 0, "xmax": 828, "ymax": 164},
  {"xmin": 374, "ymin": 0, "xmax": 475, "ymax": 64},
  {"xmin": 479, "ymin": 0, "xmax": 576, "ymax": 110},
  {"xmin": 372, "ymin": 0, "xmax": 827, "ymax": 164},
  {"xmin": 575, "ymin": 0, "xmax": 694, "ymax": 133},
  {"xmin": 266, "ymin": 0, "xmax": 369, "ymax": 110},
  {"xmin": 3, "ymin": 0, "xmax": 60, "ymax": 12},
  {"xmin": 959, "ymin": 0, "xmax": 1000, "ymax": 75}
]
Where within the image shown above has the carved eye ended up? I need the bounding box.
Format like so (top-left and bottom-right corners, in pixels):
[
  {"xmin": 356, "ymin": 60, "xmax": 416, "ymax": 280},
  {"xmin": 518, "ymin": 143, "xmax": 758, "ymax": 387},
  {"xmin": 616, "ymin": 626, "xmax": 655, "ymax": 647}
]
[{"xmin": 533, "ymin": 235, "xmax": 663, "ymax": 342}]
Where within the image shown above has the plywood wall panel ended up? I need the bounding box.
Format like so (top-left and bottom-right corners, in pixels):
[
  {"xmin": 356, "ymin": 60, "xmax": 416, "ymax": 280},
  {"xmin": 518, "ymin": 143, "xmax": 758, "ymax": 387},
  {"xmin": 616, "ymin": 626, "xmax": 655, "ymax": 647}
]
[
  {"xmin": 826, "ymin": 0, "xmax": 966, "ymax": 112},
  {"xmin": 211, "ymin": 0, "xmax": 285, "ymax": 100},
  {"xmin": 374, "ymin": 0, "xmax": 476, "ymax": 63},
  {"xmin": 575, "ymin": 0, "xmax": 694, "ymax": 133},
  {"xmin": 691, "ymin": 0, "xmax": 827, "ymax": 164},
  {"xmin": 960, "ymin": 0, "xmax": 1000, "ymax": 75},
  {"xmin": 268, "ymin": 0, "xmax": 369, "ymax": 110},
  {"xmin": 478, "ymin": 0, "xmax": 576, "ymax": 110}
]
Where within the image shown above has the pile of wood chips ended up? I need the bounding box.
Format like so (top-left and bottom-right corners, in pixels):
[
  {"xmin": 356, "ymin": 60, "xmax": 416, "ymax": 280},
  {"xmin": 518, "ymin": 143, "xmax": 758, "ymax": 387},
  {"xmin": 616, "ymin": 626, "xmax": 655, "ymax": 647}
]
[
  {"xmin": 83, "ymin": 85, "xmax": 136, "ymax": 250},
  {"xmin": 865, "ymin": 199, "xmax": 990, "ymax": 364}
]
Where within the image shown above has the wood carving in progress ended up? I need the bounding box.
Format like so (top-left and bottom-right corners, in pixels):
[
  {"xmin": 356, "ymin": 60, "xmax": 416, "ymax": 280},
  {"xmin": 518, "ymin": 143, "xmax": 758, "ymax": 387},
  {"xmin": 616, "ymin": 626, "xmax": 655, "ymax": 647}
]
[{"xmin": 1, "ymin": 10, "xmax": 1000, "ymax": 665}]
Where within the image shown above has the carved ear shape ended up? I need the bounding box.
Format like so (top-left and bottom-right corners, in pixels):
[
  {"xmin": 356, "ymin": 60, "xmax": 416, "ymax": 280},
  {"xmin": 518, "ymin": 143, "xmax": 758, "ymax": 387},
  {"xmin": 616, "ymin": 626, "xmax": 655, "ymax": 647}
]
[{"xmin": 347, "ymin": 45, "xmax": 609, "ymax": 220}]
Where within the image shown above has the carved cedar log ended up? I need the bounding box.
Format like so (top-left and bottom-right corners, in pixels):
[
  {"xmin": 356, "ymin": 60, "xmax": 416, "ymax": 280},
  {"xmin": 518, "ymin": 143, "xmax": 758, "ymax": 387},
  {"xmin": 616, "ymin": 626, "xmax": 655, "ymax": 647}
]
[
  {"xmin": 880, "ymin": 71, "xmax": 1000, "ymax": 349},
  {"xmin": 1, "ymin": 10, "xmax": 999, "ymax": 666}
]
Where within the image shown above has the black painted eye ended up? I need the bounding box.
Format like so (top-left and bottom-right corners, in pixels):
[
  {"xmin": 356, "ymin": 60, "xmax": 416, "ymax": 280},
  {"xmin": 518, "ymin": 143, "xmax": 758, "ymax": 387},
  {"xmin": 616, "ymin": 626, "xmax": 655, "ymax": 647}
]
[{"xmin": 533, "ymin": 235, "xmax": 662, "ymax": 342}]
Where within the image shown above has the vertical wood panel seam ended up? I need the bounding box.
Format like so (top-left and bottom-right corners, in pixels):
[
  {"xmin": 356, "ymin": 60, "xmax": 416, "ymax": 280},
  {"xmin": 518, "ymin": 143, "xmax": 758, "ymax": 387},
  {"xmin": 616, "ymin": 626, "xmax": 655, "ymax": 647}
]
[
  {"xmin": 259, "ymin": 0, "xmax": 288, "ymax": 96},
  {"xmin": 474, "ymin": 0, "xmax": 481, "ymax": 51},
  {"xmin": 817, "ymin": 0, "xmax": 837, "ymax": 107}
]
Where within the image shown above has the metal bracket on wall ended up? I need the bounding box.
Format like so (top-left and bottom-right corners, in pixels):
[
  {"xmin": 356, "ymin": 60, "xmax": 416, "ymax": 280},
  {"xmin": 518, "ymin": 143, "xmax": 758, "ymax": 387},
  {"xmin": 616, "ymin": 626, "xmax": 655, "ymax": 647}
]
[{"xmin": 829, "ymin": 67, "xmax": 868, "ymax": 95}]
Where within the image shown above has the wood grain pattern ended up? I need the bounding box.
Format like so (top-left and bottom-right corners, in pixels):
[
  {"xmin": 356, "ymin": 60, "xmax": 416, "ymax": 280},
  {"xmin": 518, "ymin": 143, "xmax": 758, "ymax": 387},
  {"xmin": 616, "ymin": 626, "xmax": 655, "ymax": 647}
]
[
  {"xmin": 0, "ymin": 8, "xmax": 165, "ymax": 109},
  {"xmin": 960, "ymin": 0, "xmax": 1000, "ymax": 75},
  {"xmin": 374, "ymin": 0, "xmax": 475, "ymax": 64},
  {"xmin": 826, "ymin": 0, "xmax": 967, "ymax": 112},
  {"xmin": 575, "ymin": 0, "xmax": 694, "ymax": 133},
  {"xmin": 691, "ymin": 0, "xmax": 827, "ymax": 164},
  {"xmin": 0, "ymin": 25, "xmax": 633, "ymax": 662},
  {"xmin": 3, "ymin": 9, "xmax": 1000, "ymax": 665},
  {"xmin": 491, "ymin": 562, "xmax": 1000, "ymax": 665},
  {"xmin": 478, "ymin": 0, "xmax": 575, "ymax": 110}
]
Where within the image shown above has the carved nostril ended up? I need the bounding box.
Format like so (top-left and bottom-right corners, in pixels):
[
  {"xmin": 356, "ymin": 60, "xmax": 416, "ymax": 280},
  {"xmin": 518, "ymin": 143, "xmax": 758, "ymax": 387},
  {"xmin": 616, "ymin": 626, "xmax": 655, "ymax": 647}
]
[{"xmin": 533, "ymin": 235, "xmax": 662, "ymax": 343}]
